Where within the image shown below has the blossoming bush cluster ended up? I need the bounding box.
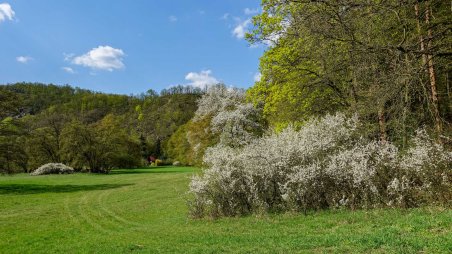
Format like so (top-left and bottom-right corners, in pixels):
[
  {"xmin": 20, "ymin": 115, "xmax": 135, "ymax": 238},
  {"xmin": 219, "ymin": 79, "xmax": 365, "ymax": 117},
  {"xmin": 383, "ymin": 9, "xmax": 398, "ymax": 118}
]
[
  {"xmin": 30, "ymin": 163, "xmax": 74, "ymax": 176},
  {"xmin": 189, "ymin": 114, "xmax": 451, "ymax": 218},
  {"xmin": 185, "ymin": 84, "xmax": 265, "ymax": 164},
  {"xmin": 187, "ymin": 85, "xmax": 247, "ymax": 158}
]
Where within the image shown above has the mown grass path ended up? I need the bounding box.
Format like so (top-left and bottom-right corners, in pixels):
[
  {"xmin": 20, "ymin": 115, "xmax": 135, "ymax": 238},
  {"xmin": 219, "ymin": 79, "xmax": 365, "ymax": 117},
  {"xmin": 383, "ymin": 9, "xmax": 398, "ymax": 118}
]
[{"xmin": 0, "ymin": 167, "xmax": 450, "ymax": 253}]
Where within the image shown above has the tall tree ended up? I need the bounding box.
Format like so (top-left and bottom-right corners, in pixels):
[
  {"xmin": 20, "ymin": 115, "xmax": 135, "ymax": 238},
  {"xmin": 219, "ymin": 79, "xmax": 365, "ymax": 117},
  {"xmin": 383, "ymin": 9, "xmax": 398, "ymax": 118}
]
[{"xmin": 247, "ymin": 0, "xmax": 451, "ymax": 142}]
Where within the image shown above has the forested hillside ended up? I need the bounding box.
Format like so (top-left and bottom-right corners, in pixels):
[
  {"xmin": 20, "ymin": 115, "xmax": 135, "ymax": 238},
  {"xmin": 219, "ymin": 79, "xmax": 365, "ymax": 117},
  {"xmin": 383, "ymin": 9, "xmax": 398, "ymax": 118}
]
[
  {"xmin": 0, "ymin": 83, "xmax": 203, "ymax": 173},
  {"xmin": 247, "ymin": 0, "xmax": 451, "ymax": 145}
]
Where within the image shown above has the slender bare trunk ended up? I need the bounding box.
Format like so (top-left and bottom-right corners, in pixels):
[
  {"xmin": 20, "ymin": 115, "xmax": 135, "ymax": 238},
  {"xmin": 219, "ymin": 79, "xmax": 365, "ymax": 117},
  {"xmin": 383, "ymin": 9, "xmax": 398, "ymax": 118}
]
[
  {"xmin": 378, "ymin": 108, "xmax": 387, "ymax": 143},
  {"xmin": 415, "ymin": 3, "xmax": 428, "ymax": 66},
  {"xmin": 415, "ymin": 2, "xmax": 442, "ymax": 136},
  {"xmin": 403, "ymin": 55, "xmax": 410, "ymax": 148},
  {"xmin": 424, "ymin": 3, "xmax": 442, "ymax": 134}
]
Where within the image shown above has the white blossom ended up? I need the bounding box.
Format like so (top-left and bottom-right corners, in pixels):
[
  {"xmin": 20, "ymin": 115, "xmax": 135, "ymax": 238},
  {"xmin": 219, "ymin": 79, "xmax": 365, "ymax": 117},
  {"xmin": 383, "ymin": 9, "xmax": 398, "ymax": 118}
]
[
  {"xmin": 189, "ymin": 114, "xmax": 451, "ymax": 217},
  {"xmin": 193, "ymin": 84, "xmax": 245, "ymax": 121},
  {"xmin": 30, "ymin": 163, "xmax": 74, "ymax": 176}
]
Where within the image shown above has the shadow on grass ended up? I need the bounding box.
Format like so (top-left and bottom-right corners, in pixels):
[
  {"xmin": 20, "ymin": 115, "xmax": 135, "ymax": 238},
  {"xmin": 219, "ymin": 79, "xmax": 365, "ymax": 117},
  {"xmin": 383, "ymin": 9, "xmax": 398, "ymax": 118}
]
[
  {"xmin": 0, "ymin": 183, "xmax": 133, "ymax": 195},
  {"xmin": 111, "ymin": 168, "xmax": 195, "ymax": 175}
]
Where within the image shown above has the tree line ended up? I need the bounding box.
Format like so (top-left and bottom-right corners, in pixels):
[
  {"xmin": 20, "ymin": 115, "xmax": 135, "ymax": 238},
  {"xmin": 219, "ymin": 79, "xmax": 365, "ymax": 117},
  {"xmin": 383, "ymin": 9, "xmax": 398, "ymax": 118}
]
[
  {"xmin": 247, "ymin": 0, "xmax": 450, "ymax": 146},
  {"xmin": 0, "ymin": 83, "xmax": 201, "ymax": 173}
]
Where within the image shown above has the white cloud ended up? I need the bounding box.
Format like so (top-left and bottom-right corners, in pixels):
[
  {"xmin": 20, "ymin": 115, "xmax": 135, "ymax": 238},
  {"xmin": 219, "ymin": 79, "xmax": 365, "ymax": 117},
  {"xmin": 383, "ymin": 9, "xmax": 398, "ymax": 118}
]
[
  {"xmin": 185, "ymin": 70, "xmax": 219, "ymax": 89},
  {"xmin": 16, "ymin": 56, "xmax": 32, "ymax": 63},
  {"xmin": 244, "ymin": 8, "xmax": 259, "ymax": 15},
  {"xmin": 232, "ymin": 19, "xmax": 251, "ymax": 39},
  {"xmin": 63, "ymin": 53, "xmax": 75, "ymax": 61},
  {"xmin": 0, "ymin": 3, "xmax": 15, "ymax": 23},
  {"xmin": 254, "ymin": 72, "xmax": 262, "ymax": 82},
  {"xmin": 72, "ymin": 45, "xmax": 125, "ymax": 71},
  {"xmin": 168, "ymin": 15, "xmax": 177, "ymax": 22},
  {"xmin": 62, "ymin": 67, "xmax": 75, "ymax": 74},
  {"xmin": 221, "ymin": 13, "xmax": 230, "ymax": 20}
]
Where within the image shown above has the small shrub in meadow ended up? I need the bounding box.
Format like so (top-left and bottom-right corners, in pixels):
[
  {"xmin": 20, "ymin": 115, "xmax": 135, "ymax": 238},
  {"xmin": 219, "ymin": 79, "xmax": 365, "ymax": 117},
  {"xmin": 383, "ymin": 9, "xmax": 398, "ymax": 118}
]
[
  {"xmin": 155, "ymin": 159, "xmax": 163, "ymax": 166},
  {"xmin": 30, "ymin": 163, "xmax": 74, "ymax": 176}
]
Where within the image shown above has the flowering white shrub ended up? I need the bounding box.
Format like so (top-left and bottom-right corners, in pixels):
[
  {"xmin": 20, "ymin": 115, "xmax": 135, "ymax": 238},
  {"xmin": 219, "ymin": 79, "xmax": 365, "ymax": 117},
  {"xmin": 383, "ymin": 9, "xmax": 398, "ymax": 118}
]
[
  {"xmin": 30, "ymin": 163, "xmax": 74, "ymax": 176},
  {"xmin": 189, "ymin": 114, "xmax": 451, "ymax": 217},
  {"xmin": 193, "ymin": 84, "xmax": 245, "ymax": 121},
  {"xmin": 389, "ymin": 130, "xmax": 452, "ymax": 207},
  {"xmin": 211, "ymin": 103, "xmax": 264, "ymax": 147},
  {"xmin": 187, "ymin": 84, "xmax": 265, "ymax": 163},
  {"xmin": 400, "ymin": 129, "xmax": 451, "ymax": 172}
]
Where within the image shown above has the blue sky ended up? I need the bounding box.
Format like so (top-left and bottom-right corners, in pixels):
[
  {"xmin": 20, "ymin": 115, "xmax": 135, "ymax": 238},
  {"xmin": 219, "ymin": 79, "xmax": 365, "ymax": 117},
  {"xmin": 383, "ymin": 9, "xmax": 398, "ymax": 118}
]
[{"xmin": 0, "ymin": 0, "xmax": 264, "ymax": 94}]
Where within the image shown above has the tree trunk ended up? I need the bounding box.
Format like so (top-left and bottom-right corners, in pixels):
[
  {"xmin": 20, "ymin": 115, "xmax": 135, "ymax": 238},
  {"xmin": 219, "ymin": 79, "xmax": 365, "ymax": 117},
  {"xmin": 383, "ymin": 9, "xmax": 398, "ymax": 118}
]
[
  {"xmin": 378, "ymin": 108, "xmax": 387, "ymax": 144},
  {"xmin": 415, "ymin": 1, "xmax": 442, "ymax": 136},
  {"xmin": 403, "ymin": 56, "xmax": 410, "ymax": 148}
]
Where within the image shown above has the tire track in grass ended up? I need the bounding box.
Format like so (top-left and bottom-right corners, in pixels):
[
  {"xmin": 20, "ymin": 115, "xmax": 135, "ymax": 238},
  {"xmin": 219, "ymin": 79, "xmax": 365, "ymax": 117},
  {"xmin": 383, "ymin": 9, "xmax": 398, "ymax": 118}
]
[
  {"xmin": 63, "ymin": 194, "xmax": 80, "ymax": 227},
  {"xmin": 63, "ymin": 189, "xmax": 100, "ymax": 232},
  {"xmin": 96, "ymin": 187, "xmax": 142, "ymax": 228},
  {"xmin": 0, "ymin": 210, "xmax": 37, "ymax": 220},
  {"xmin": 66, "ymin": 171, "xmax": 185, "ymax": 233},
  {"xmin": 64, "ymin": 189, "xmax": 124, "ymax": 234},
  {"xmin": 98, "ymin": 176, "xmax": 144, "ymax": 229},
  {"xmin": 76, "ymin": 190, "xmax": 113, "ymax": 233},
  {"xmin": 78, "ymin": 175, "xmax": 144, "ymax": 232}
]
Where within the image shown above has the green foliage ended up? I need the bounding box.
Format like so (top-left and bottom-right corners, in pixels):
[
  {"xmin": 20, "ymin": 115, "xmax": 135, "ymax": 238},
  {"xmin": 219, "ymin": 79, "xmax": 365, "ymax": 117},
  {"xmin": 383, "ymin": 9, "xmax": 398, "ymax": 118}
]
[
  {"xmin": 247, "ymin": 37, "xmax": 347, "ymax": 127},
  {"xmin": 247, "ymin": 0, "xmax": 451, "ymax": 143},
  {"xmin": 95, "ymin": 114, "xmax": 142, "ymax": 170},
  {"xmin": 60, "ymin": 120, "xmax": 105, "ymax": 172},
  {"xmin": 26, "ymin": 127, "xmax": 60, "ymax": 169},
  {"xmin": 166, "ymin": 115, "xmax": 221, "ymax": 167},
  {"xmin": 0, "ymin": 117, "xmax": 27, "ymax": 173},
  {"xmin": 0, "ymin": 83, "xmax": 201, "ymax": 173},
  {"xmin": 60, "ymin": 115, "xmax": 142, "ymax": 173},
  {"xmin": 187, "ymin": 117, "xmax": 220, "ymax": 166},
  {"xmin": 165, "ymin": 123, "xmax": 194, "ymax": 165},
  {"xmin": 138, "ymin": 93, "xmax": 200, "ymax": 158},
  {"xmin": 0, "ymin": 87, "xmax": 22, "ymax": 119}
]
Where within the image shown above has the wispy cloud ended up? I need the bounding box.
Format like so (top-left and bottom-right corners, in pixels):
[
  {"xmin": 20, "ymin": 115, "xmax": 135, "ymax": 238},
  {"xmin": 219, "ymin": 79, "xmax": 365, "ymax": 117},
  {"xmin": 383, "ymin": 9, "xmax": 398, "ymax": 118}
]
[
  {"xmin": 71, "ymin": 45, "xmax": 125, "ymax": 72},
  {"xmin": 244, "ymin": 8, "xmax": 259, "ymax": 15},
  {"xmin": 63, "ymin": 53, "xmax": 75, "ymax": 61},
  {"xmin": 62, "ymin": 67, "xmax": 75, "ymax": 74},
  {"xmin": 232, "ymin": 19, "xmax": 251, "ymax": 39},
  {"xmin": 168, "ymin": 15, "xmax": 178, "ymax": 22},
  {"xmin": 185, "ymin": 70, "xmax": 219, "ymax": 89},
  {"xmin": 16, "ymin": 56, "xmax": 33, "ymax": 64},
  {"xmin": 0, "ymin": 3, "xmax": 15, "ymax": 23},
  {"xmin": 221, "ymin": 13, "xmax": 230, "ymax": 20}
]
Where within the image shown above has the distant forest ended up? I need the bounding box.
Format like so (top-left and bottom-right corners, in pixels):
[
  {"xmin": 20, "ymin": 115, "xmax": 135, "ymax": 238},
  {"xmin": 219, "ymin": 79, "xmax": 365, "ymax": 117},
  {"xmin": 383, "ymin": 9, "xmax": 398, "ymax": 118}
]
[{"xmin": 0, "ymin": 83, "xmax": 204, "ymax": 173}]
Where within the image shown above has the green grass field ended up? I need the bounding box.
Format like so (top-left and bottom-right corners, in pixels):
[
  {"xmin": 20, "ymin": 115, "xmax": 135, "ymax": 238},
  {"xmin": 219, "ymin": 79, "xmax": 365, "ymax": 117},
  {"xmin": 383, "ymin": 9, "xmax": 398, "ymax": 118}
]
[{"xmin": 0, "ymin": 167, "xmax": 450, "ymax": 253}]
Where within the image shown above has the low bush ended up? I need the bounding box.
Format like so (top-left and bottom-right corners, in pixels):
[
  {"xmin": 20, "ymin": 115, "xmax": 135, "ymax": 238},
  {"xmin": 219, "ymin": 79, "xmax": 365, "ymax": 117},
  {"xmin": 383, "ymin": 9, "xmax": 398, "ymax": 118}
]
[
  {"xmin": 154, "ymin": 159, "xmax": 163, "ymax": 166},
  {"xmin": 30, "ymin": 163, "xmax": 74, "ymax": 176},
  {"xmin": 189, "ymin": 114, "xmax": 451, "ymax": 218}
]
